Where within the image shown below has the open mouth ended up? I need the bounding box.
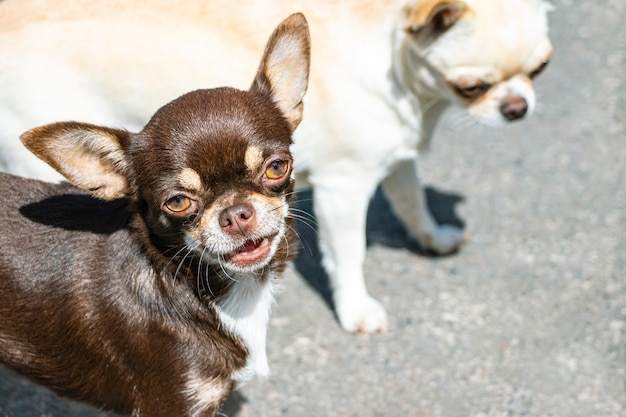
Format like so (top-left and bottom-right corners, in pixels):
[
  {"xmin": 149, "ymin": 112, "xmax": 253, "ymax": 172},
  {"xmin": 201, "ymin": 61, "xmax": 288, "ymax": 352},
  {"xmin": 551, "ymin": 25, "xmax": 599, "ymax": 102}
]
[{"xmin": 227, "ymin": 236, "xmax": 274, "ymax": 268}]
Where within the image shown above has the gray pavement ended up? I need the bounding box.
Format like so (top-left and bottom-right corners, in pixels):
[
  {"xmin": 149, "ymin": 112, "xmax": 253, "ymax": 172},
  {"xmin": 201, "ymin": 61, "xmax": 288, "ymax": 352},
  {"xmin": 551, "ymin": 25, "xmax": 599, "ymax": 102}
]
[{"xmin": 1, "ymin": 0, "xmax": 625, "ymax": 416}]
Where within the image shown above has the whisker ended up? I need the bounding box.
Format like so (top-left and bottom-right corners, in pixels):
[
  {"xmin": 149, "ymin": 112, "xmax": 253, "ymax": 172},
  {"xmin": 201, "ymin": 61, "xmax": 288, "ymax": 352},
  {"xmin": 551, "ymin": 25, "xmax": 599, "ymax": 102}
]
[
  {"xmin": 275, "ymin": 200, "xmax": 317, "ymax": 223},
  {"xmin": 289, "ymin": 195, "xmax": 314, "ymax": 206},
  {"xmin": 288, "ymin": 206, "xmax": 316, "ymax": 220},
  {"xmin": 197, "ymin": 246, "xmax": 217, "ymax": 299},
  {"xmin": 285, "ymin": 223, "xmax": 317, "ymax": 257},
  {"xmin": 174, "ymin": 245, "xmax": 197, "ymax": 282},
  {"xmin": 217, "ymin": 253, "xmax": 239, "ymax": 283},
  {"xmin": 288, "ymin": 207, "xmax": 317, "ymax": 223},
  {"xmin": 288, "ymin": 214, "xmax": 318, "ymax": 237},
  {"xmin": 195, "ymin": 247, "xmax": 205, "ymax": 295},
  {"xmin": 163, "ymin": 242, "xmax": 188, "ymax": 258},
  {"xmin": 270, "ymin": 200, "xmax": 319, "ymax": 239},
  {"xmin": 289, "ymin": 226, "xmax": 315, "ymax": 256},
  {"xmin": 280, "ymin": 227, "xmax": 293, "ymax": 261},
  {"xmin": 164, "ymin": 244, "xmax": 194, "ymax": 272}
]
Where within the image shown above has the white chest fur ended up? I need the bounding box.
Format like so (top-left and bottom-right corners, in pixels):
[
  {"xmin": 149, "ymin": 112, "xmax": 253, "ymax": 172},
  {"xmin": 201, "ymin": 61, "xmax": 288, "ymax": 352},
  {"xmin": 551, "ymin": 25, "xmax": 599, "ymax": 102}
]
[{"xmin": 215, "ymin": 274, "xmax": 276, "ymax": 386}]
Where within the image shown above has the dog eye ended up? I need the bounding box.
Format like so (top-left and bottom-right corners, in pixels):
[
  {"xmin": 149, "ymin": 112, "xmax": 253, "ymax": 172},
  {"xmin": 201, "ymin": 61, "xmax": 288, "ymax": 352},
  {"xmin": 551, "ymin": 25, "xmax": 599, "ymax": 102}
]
[
  {"xmin": 454, "ymin": 82, "xmax": 490, "ymax": 99},
  {"xmin": 265, "ymin": 159, "xmax": 290, "ymax": 180},
  {"xmin": 164, "ymin": 195, "xmax": 192, "ymax": 213},
  {"xmin": 529, "ymin": 58, "xmax": 550, "ymax": 79}
]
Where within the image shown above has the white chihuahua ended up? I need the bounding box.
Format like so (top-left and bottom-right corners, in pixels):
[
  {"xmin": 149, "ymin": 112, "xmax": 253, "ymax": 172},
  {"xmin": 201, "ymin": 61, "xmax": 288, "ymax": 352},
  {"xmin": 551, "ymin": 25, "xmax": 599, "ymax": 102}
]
[{"xmin": 0, "ymin": 0, "xmax": 552, "ymax": 333}]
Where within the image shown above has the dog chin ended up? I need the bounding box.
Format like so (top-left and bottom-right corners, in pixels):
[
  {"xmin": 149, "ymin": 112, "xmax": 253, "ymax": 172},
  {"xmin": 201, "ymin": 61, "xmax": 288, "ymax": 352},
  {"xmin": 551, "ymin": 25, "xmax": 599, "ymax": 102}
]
[{"xmin": 469, "ymin": 110, "xmax": 519, "ymax": 128}]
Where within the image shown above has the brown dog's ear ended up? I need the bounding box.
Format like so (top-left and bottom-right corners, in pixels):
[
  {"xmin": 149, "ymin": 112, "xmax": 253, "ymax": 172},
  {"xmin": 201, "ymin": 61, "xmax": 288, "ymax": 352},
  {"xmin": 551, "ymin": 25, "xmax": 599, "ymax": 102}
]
[
  {"xmin": 21, "ymin": 122, "xmax": 131, "ymax": 200},
  {"xmin": 250, "ymin": 13, "xmax": 311, "ymax": 132},
  {"xmin": 405, "ymin": 0, "xmax": 471, "ymax": 41}
]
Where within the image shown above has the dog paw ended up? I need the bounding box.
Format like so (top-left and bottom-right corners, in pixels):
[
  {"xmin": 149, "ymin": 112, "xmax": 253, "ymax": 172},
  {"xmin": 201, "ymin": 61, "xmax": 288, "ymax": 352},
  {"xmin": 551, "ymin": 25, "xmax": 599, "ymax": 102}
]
[
  {"xmin": 419, "ymin": 224, "xmax": 465, "ymax": 255},
  {"xmin": 335, "ymin": 294, "xmax": 388, "ymax": 333}
]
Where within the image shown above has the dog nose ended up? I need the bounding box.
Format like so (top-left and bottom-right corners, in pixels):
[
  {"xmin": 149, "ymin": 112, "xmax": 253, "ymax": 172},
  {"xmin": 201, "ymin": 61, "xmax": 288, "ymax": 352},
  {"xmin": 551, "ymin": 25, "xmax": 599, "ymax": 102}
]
[
  {"xmin": 219, "ymin": 203, "xmax": 256, "ymax": 235},
  {"xmin": 500, "ymin": 96, "xmax": 528, "ymax": 121}
]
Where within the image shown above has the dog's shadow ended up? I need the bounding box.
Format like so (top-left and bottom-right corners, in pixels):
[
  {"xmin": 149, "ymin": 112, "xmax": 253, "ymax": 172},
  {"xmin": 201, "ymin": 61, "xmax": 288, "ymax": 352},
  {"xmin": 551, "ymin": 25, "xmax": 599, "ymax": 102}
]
[
  {"xmin": 219, "ymin": 391, "xmax": 247, "ymax": 416},
  {"xmin": 292, "ymin": 186, "xmax": 465, "ymax": 310}
]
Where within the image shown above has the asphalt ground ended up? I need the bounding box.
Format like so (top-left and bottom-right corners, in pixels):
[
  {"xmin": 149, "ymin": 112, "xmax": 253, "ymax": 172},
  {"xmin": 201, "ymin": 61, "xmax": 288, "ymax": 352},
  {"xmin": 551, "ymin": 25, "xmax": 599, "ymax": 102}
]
[{"xmin": 1, "ymin": 0, "xmax": 625, "ymax": 416}]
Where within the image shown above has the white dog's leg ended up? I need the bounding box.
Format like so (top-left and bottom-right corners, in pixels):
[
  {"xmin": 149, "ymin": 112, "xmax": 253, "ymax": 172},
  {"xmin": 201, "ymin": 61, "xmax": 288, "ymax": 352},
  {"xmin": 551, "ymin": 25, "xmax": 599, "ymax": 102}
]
[
  {"xmin": 382, "ymin": 158, "xmax": 464, "ymax": 254},
  {"xmin": 313, "ymin": 180, "xmax": 388, "ymax": 333}
]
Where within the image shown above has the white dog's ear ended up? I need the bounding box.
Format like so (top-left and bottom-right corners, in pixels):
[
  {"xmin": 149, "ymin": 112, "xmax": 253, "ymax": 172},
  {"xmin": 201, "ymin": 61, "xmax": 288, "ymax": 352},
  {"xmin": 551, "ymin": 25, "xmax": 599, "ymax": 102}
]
[
  {"xmin": 405, "ymin": 0, "xmax": 470, "ymax": 41},
  {"xmin": 251, "ymin": 13, "xmax": 311, "ymax": 132},
  {"xmin": 21, "ymin": 122, "xmax": 131, "ymax": 200}
]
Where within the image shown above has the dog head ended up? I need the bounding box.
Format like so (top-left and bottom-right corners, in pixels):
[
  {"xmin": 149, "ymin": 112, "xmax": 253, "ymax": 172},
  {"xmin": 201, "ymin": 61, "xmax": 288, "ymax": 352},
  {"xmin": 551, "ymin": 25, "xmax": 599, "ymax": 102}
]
[
  {"xmin": 401, "ymin": 0, "xmax": 553, "ymax": 126},
  {"xmin": 20, "ymin": 13, "xmax": 310, "ymax": 279}
]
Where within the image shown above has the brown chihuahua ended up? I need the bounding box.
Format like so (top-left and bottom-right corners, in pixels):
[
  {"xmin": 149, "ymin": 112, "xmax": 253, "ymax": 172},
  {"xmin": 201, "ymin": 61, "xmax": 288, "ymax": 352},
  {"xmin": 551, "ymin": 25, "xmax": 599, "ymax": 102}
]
[{"xmin": 0, "ymin": 13, "xmax": 309, "ymax": 417}]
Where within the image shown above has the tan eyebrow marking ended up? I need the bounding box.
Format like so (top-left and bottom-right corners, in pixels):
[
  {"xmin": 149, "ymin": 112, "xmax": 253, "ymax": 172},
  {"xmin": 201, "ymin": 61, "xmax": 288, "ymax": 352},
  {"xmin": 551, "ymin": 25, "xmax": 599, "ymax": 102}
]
[
  {"xmin": 244, "ymin": 145, "xmax": 264, "ymax": 172},
  {"xmin": 178, "ymin": 168, "xmax": 203, "ymax": 191}
]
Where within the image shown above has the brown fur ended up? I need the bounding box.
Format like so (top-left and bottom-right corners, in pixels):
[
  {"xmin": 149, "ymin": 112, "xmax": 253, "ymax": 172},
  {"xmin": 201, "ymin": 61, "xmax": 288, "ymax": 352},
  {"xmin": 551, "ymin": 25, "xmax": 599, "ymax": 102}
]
[{"xmin": 0, "ymin": 13, "xmax": 309, "ymax": 417}]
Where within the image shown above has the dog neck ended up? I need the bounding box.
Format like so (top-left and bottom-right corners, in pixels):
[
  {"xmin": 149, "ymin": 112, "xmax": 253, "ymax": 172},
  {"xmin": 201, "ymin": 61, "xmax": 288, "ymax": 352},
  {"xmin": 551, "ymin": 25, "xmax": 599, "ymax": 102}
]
[
  {"xmin": 390, "ymin": 29, "xmax": 453, "ymax": 148},
  {"xmin": 393, "ymin": 32, "xmax": 443, "ymax": 104},
  {"xmin": 214, "ymin": 273, "xmax": 277, "ymax": 385}
]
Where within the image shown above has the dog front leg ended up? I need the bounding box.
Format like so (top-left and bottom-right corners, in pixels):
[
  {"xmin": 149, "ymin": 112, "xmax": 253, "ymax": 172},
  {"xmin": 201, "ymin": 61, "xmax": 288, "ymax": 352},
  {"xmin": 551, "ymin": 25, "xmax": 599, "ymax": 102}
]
[
  {"xmin": 382, "ymin": 158, "xmax": 464, "ymax": 254},
  {"xmin": 313, "ymin": 181, "xmax": 388, "ymax": 333}
]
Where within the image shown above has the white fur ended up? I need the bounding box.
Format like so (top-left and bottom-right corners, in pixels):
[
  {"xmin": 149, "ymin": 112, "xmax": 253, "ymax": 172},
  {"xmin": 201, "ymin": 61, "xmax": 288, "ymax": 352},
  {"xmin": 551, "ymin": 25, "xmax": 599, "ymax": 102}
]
[
  {"xmin": 0, "ymin": 0, "xmax": 552, "ymax": 333},
  {"xmin": 215, "ymin": 273, "xmax": 276, "ymax": 386}
]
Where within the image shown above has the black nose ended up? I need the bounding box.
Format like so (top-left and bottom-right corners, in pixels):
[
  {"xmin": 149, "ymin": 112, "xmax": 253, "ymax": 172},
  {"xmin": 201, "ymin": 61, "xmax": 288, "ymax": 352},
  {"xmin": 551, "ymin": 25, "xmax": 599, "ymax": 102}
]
[
  {"xmin": 219, "ymin": 203, "xmax": 255, "ymax": 235},
  {"xmin": 500, "ymin": 96, "xmax": 528, "ymax": 121}
]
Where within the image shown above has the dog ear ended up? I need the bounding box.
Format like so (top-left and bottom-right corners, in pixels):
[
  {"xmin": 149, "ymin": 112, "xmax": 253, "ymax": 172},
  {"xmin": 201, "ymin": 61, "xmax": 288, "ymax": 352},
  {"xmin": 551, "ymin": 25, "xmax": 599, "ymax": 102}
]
[
  {"xmin": 405, "ymin": 0, "xmax": 470, "ymax": 41},
  {"xmin": 21, "ymin": 122, "xmax": 131, "ymax": 200},
  {"xmin": 250, "ymin": 13, "xmax": 311, "ymax": 132}
]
